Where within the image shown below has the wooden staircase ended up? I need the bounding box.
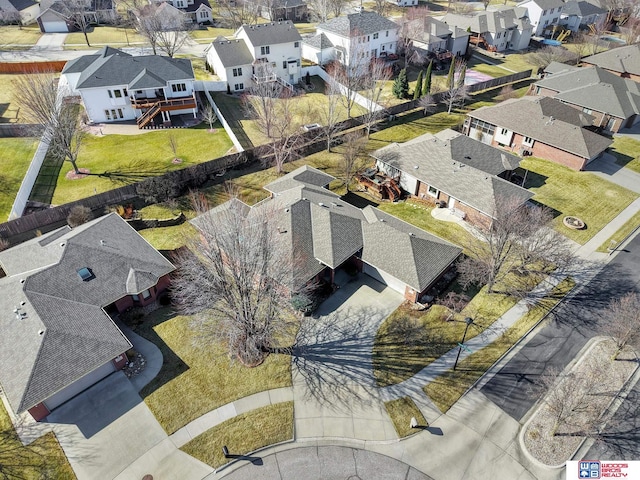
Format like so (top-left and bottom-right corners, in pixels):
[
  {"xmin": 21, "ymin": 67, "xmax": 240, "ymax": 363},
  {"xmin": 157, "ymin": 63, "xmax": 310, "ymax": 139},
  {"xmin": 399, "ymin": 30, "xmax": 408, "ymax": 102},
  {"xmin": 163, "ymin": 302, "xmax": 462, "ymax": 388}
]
[{"xmin": 134, "ymin": 95, "xmax": 197, "ymax": 129}]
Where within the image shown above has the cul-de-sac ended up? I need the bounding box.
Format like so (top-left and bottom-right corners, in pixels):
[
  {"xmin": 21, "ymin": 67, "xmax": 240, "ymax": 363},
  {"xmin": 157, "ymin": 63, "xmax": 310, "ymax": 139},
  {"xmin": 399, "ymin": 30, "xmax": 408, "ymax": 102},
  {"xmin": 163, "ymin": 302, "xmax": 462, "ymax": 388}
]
[{"xmin": 0, "ymin": 0, "xmax": 639, "ymax": 477}]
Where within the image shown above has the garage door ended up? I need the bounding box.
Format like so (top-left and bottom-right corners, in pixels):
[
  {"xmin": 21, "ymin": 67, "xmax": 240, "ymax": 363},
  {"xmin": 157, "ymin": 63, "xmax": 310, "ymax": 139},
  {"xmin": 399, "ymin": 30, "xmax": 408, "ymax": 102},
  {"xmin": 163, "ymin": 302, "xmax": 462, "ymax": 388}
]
[
  {"xmin": 44, "ymin": 21, "xmax": 69, "ymax": 32},
  {"xmin": 362, "ymin": 263, "xmax": 407, "ymax": 294},
  {"xmin": 44, "ymin": 360, "xmax": 116, "ymax": 411}
]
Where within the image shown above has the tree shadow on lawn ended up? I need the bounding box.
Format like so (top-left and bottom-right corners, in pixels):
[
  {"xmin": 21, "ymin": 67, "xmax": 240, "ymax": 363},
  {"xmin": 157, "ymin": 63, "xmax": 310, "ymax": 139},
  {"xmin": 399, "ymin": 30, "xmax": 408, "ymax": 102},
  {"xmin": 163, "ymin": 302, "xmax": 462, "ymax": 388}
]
[{"xmin": 132, "ymin": 307, "xmax": 190, "ymax": 398}]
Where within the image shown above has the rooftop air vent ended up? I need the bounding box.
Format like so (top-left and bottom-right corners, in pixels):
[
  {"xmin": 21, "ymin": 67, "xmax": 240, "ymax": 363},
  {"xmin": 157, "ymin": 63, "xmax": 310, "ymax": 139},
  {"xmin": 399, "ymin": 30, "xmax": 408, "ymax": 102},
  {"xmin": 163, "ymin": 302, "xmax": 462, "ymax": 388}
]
[
  {"xmin": 77, "ymin": 267, "xmax": 95, "ymax": 282},
  {"xmin": 38, "ymin": 329, "xmax": 44, "ymax": 336}
]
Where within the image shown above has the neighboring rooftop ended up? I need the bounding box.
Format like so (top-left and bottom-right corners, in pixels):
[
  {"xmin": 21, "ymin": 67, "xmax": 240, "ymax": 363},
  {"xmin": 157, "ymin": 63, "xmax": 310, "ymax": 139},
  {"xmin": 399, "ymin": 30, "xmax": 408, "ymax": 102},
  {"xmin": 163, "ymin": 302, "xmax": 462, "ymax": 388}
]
[
  {"xmin": 237, "ymin": 20, "xmax": 302, "ymax": 46},
  {"xmin": 560, "ymin": 0, "xmax": 607, "ymax": 16},
  {"xmin": 0, "ymin": 214, "xmax": 175, "ymax": 414},
  {"xmin": 264, "ymin": 165, "xmax": 335, "ymax": 195},
  {"xmin": 468, "ymin": 96, "xmax": 613, "ymax": 159},
  {"xmin": 317, "ymin": 11, "xmax": 399, "ymax": 37},
  {"xmin": 371, "ymin": 130, "xmax": 533, "ymax": 217},
  {"xmin": 517, "ymin": 0, "xmax": 564, "ymax": 10},
  {"xmin": 543, "ymin": 60, "xmax": 579, "ymax": 75},
  {"xmin": 303, "ymin": 32, "xmax": 334, "ymax": 50},
  {"xmin": 441, "ymin": 8, "xmax": 531, "ymax": 34},
  {"xmin": 581, "ymin": 44, "xmax": 640, "ymax": 77},
  {"xmin": 208, "ymin": 36, "xmax": 254, "ymax": 68}
]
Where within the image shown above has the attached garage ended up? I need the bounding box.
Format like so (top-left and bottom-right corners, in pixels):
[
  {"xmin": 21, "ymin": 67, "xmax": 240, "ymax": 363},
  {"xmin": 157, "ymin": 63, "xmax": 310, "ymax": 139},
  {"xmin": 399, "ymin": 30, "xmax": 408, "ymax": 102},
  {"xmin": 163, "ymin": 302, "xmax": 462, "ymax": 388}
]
[
  {"xmin": 362, "ymin": 263, "xmax": 407, "ymax": 295},
  {"xmin": 37, "ymin": 9, "xmax": 71, "ymax": 33},
  {"xmin": 43, "ymin": 360, "xmax": 116, "ymax": 411},
  {"xmin": 42, "ymin": 20, "xmax": 69, "ymax": 32}
]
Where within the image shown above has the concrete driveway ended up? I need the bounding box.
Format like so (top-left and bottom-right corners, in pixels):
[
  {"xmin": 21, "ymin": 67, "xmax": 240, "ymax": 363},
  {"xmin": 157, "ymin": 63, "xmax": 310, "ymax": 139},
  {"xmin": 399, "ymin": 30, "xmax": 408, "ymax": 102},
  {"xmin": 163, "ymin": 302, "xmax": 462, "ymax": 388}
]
[
  {"xmin": 292, "ymin": 273, "xmax": 404, "ymax": 441},
  {"xmin": 47, "ymin": 372, "xmax": 212, "ymax": 480}
]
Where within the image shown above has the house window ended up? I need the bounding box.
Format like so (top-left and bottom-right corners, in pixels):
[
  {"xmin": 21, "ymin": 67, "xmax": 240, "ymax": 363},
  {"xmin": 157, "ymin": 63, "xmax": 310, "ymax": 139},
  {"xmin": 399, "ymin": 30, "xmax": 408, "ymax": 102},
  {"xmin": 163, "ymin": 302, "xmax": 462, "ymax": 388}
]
[
  {"xmin": 552, "ymin": 17, "xmax": 558, "ymax": 23},
  {"xmin": 172, "ymin": 83, "xmax": 186, "ymax": 92},
  {"xmin": 294, "ymin": 41, "xmax": 299, "ymax": 47},
  {"xmin": 108, "ymin": 90, "xmax": 113, "ymax": 98},
  {"xmin": 297, "ymin": 59, "xmax": 300, "ymax": 66},
  {"xmin": 427, "ymin": 185, "xmax": 438, "ymax": 197},
  {"xmin": 542, "ymin": 9, "xmax": 546, "ymax": 15},
  {"xmin": 105, "ymin": 109, "xmax": 111, "ymax": 120},
  {"xmin": 468, "ymin": 117, "xmax": 495, "ymax": 135},
  {"xmin": 381, "ymin": 45, "xmax": 385, "ymax": 51},
  {"xmin": 111, "ymin": 109, "xmax": 117, "ymax": 119},
  {"xmin": 234, "ymin": 83, "xmax": 244, "ymax": 90},
  {"xmin": 233, "ymin": 67, "xmax": 242, "ymax": 76},
  {"xmin": 500, "ymin": 128, "xmax": 508, "ymax": 135},
  {"xmin": 141, "ymin": 289, "xmax": 151, "ymax": 300},
  {"xmin": 132, "ymin": 294, "xmax": 139, "ymax": 302},
  {"xmin": 283, "ymin": 61, "xmax": 287, "ymax": 69},
  {"xmin": 583, "ymin": 107, "xmax": 592, "ymax": 114},
  {"xmin": 117, "ymin": 108, "xmax": 124, "ymax": 118},
  {"xmin": 373, "ymin": 32, "xmax": 379, "ymax": 39},
  {"xmin": 114, "ymin": 89, "xmax": 122, "ymax": 98},
  {"xmin": 261, "ymin": 45, "xmax": 270, "ymax": 55},
  {"xmin": 544, "ymin": 20, "xmax": 549, "ymax": 25},
  {"xmin": 386, "ymin": 30, "xmax": 389, "ymax": 37},
  {"xmin": 497, "ymin": 32, "xmax": 502, "ymax": 38},
  {"xmin": 549, "ymin": 7, "xmax": 554, "ymax": 13},
  {"xmin": 123, "ymin": 89, "xmax": 128, "ymax": 97},
  {"xmin": 523, "ymin": 136, "xmax": 534, "ymax": 146}
]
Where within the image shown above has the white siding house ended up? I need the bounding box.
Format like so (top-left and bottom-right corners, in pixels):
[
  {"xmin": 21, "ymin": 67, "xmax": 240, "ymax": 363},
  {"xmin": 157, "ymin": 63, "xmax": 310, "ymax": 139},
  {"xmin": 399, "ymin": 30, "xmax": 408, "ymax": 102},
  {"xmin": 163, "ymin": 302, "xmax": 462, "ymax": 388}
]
[
  {"xmin": 517, "ymin": 0, "xmax": 564, "ymax": 36},
  {"xmin": 206, "ymin": 37, "xmax": 254, "ymax": 92},
  {"xmin": 61, "ymin": 46, "xmax": 197, "ymax": 128},
  {"xmin": 0, "ymin": 0, "xmax": 40, "ymax": 25}
]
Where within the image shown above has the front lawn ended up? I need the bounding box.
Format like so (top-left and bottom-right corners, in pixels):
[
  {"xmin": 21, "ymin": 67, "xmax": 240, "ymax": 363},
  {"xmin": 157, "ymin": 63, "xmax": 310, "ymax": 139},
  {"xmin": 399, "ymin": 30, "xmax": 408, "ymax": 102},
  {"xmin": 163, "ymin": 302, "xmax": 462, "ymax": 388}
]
[
  {"xmin": 521, "ymin": 157, "xmax": 638, "ymax": 244},
  {"xmin": 136, "ymin": 307, "xmax": 295, "ymax": 434},
  {"xmin": 189, "ymin": 26, "xmax": 235, "ymax": 42},
  {"xmin": 610, "ymin": 136, "xmax": 640, "ymax": 173},
  {"xmin": 50, "ymin": 125, "xmax": 233, "ymax": 205},
  {"xmin": 596, "ymin": 210, "xmax": 640, "ymax": 253},
  {"xmin": 424, "ymin": 277, "xmax": 575, "ymax": 412},
  {"xmin": 0, "ymin": 403, "xmax": 76, "ymax": 480},
  {"xmin": 0, "ymin": 25, "xmax": 42, "ymax": 48},
  {"xmin": 180, "ymin": 402, "xmax": 294, "ymax": 468},
  {"xmin": 384, "ymin": 397, "xmax": 427, "ymax": 438},
  {"xmin": 0, "ymin": 137, "xmax": 38, "ymax": 221},
  {"xmin": 64, "ymin": 26, "xmax": 146, "ymax": 46}
]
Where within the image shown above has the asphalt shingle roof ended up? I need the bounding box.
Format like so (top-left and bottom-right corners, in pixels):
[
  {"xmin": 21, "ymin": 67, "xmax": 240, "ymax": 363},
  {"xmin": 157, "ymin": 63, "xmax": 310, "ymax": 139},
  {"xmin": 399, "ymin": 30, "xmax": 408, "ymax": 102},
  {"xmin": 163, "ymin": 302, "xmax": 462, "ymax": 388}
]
[
  {"xmin": 468, "ymin": 96, "xmax": 612, "ymax": 158},
  {"xmin": 442, "ymin": 8, "xmax": 530, "ymax": 34},
  {"xmin": 518, "ymin": 0, "xmax": 564, "ymax": 10},
  {"xmin": 209, "ymin": 37, "xmax": 254, "ymax": 68},
  {"xmin": 371, "ymin": 130, "xmax": 533, "ymax": 217},
  {"xmin": 561, "ymin": 0, "xmax": 606, "ymax": 16},
  {"xmin": 0, "ymin": 214, "xmax": 175, "ymax": 413},
  {"xmin": 62, "ymin": 46, "xmax": 194, "ymax": 90},
  {"xmin": 303, "ymin": 33, "xmax": 334, "ymax": 49},
  {"xmin": 543, "ymin": 60, "xmax": 579, "ymax": 75},
  {"xmin": 317, "ymin": 11, "xmax": 399, "ymax": 37},
  {"xmin": 534, "ymin": 65, "xmax": 640, "ymax": 119},
  {"xmin": 582, "ymin": 44, "xmax": 640, "ymax": 77},
  {"xmin": 237, "ymin": 20, "xmax": 302, "ymax": 46},
  {"xmin": 265, "ymin": 165, "xmax": 335, "ymax": 194},
  {"xmin": 6, "ymin": 0, "xmax": 37, "ymax": 12}
]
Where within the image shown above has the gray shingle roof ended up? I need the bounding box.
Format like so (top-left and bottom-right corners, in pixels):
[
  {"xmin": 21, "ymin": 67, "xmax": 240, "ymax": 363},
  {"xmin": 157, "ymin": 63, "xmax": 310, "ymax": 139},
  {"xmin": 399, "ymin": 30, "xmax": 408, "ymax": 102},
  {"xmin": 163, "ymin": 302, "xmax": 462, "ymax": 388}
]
[
  {"xmin": 0, "ymin": 213, "xmax": 175, "ymax": 413},
  {"xmin": 237, "ymin": 20, "xmax": 302, "ymax": 46},
  {"xmin": 6, "ymin": 0, "xmax": 37, "ymax": 12},
  {"xmin": 543, "ymin": 60, "xmax": 579, "ymax": 75},
  {"xmin": 534, "ymin": 65, "xmax": 640, "ymax": 119},
  {"xmin": 442, "ymin": 8, "xmax": 530, "ymax": 34},
  {"xmin": 468, "ymin": 96, "xmax": 612, "ymax": 159},
  {"xmin": 518, "ymin": 0, "xmax": 564, "ymax": 10},
  {"xmin": 62, "ymin": 46, "xmax": 194, "ymax": 90},
  {"xmin": 371, "ymin": 130, "xmax": 533, "ymax": 217},
  {"xmin": 209, "ymin": 37, "xmax": 254, "ymax": 69},
  {"xmin": 192, "ymin": 166, "xmax": 461, "ymax": 293},
  {"xmin": 303, "ymin": 33, "xmax": 334, "ymax": 50},
  {"xmin": 561, "ymin": 0, "xmax": 606, "ymax": 16},
  {"xmin": 317, "ymin": 11, "xmax": 399, "ymax": 37},
  {"xmin": 582, "ymin": 44, "xmax": 640, "ymax": 77}
]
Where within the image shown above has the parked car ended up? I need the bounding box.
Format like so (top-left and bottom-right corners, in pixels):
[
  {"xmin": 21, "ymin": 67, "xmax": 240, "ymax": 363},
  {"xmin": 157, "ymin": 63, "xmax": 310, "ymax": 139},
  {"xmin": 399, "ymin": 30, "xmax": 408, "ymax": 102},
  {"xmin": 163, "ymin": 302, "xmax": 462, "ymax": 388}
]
[
  {"xmin": 354, "ymin": 5, "xmax": 365, "ymax": 12},
  {"xmin": 302, "ymin": 123, "xmax": 322, "ymax": 132}
]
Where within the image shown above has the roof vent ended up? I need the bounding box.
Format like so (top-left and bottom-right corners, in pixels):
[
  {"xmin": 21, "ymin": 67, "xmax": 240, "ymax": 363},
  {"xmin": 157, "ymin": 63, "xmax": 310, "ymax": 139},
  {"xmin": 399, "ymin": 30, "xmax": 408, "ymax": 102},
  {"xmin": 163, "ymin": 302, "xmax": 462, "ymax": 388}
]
[
  {"xmin": 20, "ymin": 301, "xmax": 25, "ymax": 306},
  {"xmin": 100, "ymin": 239, "xmax": 106, "ymax": 246},
  {"xmin": 319, "ymin": 202, "xmax": 325, "ymax": 206},
  {"xmin": 20, "ymin": 279, "xmax": 25, "ymax": 284},
  {"xmin": 464, "ymin": 155, "xmax": 471, "ymax": 160},
  {"xmin": 379, "ymin": 218, "xmax": 385, "ymax": 222},
  {"xmin": 284, "ymin": 208, "xmax": 290, "ymax": 213},
  {"xmin": 77, "ymin": 267, "xmax": 95, "ymax": 282},
  {"xmin": 414, "ymin": 165, "xmax": 419, "ymax": 169},
  {"xmin": 60, "ymin": 242, "xmax": 66, "ymax": 247},
  {"xmin": 38, "ymin": 329, "xmax": 44, "ymax": 336}
]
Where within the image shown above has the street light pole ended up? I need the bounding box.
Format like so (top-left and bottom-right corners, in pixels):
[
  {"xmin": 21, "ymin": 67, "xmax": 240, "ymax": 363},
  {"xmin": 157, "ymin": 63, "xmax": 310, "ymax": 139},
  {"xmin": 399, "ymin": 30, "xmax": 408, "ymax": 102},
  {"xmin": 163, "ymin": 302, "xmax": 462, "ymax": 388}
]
[{"xmin": 453, "ymin": 317, "xmax": 474, "ymax": 371}]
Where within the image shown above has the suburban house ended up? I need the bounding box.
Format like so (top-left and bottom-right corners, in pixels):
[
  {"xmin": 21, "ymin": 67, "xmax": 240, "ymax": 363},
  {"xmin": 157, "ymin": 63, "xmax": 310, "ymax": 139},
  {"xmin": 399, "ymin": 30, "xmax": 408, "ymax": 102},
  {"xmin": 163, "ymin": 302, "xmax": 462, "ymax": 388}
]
[
  {"xmin": 559, "ymin": 0, "xmax": 607, "ymax": 32},
  {"xmin": 464, "ymin": 96, "xmax": 613, "ymax": 170},
  {"xmin": 304, "ymin": 11, "xmax": 399, "ymax": 66},
  {"xmin": 581, "ymin": 44, "xmax": 640, "ymax": 82},
  {"xmin": 257, "ymin": 0, "xmax": 308, "ymax": 22},
  {"xmin": 541, "ymin": 60, "xmax": 579, "ymax": 76},
  {"xmin": 516, "ymin": 0, "xmax": 564, "ymax": 36},
  {"xmin": 206, "ymin": 21, "xmax": 302, "ymax": 91},
  {"xmin": 530, "ymin": 64, "xmax": 640, "ymax": 132},
  {"xmin": 60, "ymin": 46, "xmax": 197, "ymax": 128},
  {"xmin": 147, "ymin": 0, "xmax": 213, "ymax": 24},
  {"xmin": 191, "ymin": 165, "xmax": 462, "ymax": 304},
  {"xmin": 440, "ymin": 8, "xmax": 533, "ymax": 52},
  {"xmin": 0, "ymin": 213, "xmax": 175, "ymax": 421},
  {"xmin": 406, "ymin": 16, "xmax": 470, "ymax": 59},
  {"xmin": 372, "ymin": 129, "xmax": 533, "ymax": 226},
  {"xmin": 390, "ymin": 0, "xmax": 419, "ymax": 6},
  {"xmin": 37, "ymin": 0, "xmax": 115, "ymax": 33},
  {"xmin": 0, "ymin": 0, "xmax": 40, "ymax": 25}
]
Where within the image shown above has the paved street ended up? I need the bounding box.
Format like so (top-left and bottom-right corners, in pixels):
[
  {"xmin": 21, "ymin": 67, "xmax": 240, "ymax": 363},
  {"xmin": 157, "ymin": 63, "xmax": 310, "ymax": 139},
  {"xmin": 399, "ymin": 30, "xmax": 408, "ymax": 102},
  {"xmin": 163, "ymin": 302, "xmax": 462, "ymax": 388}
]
[{"xmin": 480, "ymin": 233, "xmax": 640, "ymax": 421}]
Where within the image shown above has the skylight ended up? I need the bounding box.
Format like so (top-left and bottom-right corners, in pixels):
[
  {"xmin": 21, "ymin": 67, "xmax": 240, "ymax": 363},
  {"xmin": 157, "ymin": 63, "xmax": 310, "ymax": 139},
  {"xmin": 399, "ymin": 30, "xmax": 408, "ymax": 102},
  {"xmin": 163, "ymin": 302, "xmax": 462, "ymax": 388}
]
[{"xmin": 77, "ymin": 267, "xmax": 95, "ymax": 282}]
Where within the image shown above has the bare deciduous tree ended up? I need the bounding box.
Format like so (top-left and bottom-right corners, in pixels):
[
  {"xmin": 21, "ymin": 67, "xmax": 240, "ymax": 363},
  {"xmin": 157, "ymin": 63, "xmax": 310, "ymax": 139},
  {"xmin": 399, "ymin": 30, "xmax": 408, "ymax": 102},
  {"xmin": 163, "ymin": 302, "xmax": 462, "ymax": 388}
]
[
  {"xmin": 49, "ymin": 104, "xmax": 87, "ymax": 174},
  {"xmin": 217, "ymin": 0, "xmax": 259, "ymax": 29},
  {"xmin": 439, "ymin": 291, "xmax": 470, "ymax": 320},
  {"xmin": 441, "ymin": 82, "xmax": 469, "ymax": 114},
  {"xmin": 135, "ymin": 6, "xmax": 163, "ymax": 55},
  {"xmin": 319, "ymin": 76, "xmax": 344, "ymax": 151},
  {"xmin": 244, "ymin": 63, "xmax": 282, "ymax": 138},
  {"xmin": 12, "ymin": 71, "xmax": 62, "ymax": 140},
  {"xmin": 601, "ymin": 293, "xmax": 640, "ymax": 360},
  {"xmin": 57, "ymin": 0, "xmax": 95, "ymax": 46},
  {"xmin": 497, "ymin": 85, "xmax": 517, "ymax": 101},
  {"xmin": 168, "ymin": 132, "xmax": 180, "ymax": 161},
  {"xmin": 67, "ymin": 205, "xmax": 93, "ymax": 227},
  {"xmin": 201, "ymin": 104, "xmax": 218, "ymax": 131},
  {"xmin": 171, "ymin": 193, "xmax": 308, "ymax": 366},
  {"xmin": 528, "ymin": 45, "xmax": 578, "ymax": 69},
  {"xmin": 588, "ymin": 18, "xmax": 609, "ymax": 55},
  {"xmin": 360, "ymin": 59, "xmax": 392, "ymax": 138},
  {"xmin": 327, "ymin": 38, "xmax": 369, "ymax": 118},
  {"xmin": 418, "ymin": 94, "xmax": 437, "ymax": 116},
  {"xmin": 621, "ymin": 17, "xmax": 640, "ymax": 46},
  {"xmin": 329, "ymin": 0, "xmax": 347, "ymax": 18},
  {"xmin": 155, "ymin": 24, "xmax": 192, "ymax": 58},
  {"xmin": 339, "ymin": 130, "xmax": 367, "ymax": 190},
  {"xmin": 307, "ymin": 0, "xmax": 331, "ymax": 22},
  {"xmin": 0, "ymin": 237, "xmax": 9, "ymax": 252}
]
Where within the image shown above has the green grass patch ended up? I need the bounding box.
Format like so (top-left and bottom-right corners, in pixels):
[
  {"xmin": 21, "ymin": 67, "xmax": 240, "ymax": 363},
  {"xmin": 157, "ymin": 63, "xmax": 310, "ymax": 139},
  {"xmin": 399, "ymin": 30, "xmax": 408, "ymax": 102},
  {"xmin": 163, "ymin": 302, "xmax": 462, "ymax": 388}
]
[
  {"xmin": 610, "ymin": 136, "xmax": 640, "ymax": 173},
  {"xmin": 384, "ymin": 397, "xmax": 427, "ymax": 438},
  {"xmin": 49, "ymin": 126, "xmax": 233, "ymax": 205},
  {"xmin": 0, "ymin": 402, "xmax": 76, "ymax": 479},
  {"xmin": 0, "ymin": 25, "xmax": 42, "ymax": 47},
  {"xmin": 181, "ymin": 402, "xmax": 294, "ymax": 468},
  {"xmin": 64, "ymin": 26, "xmax": 145, "ymax": 46},
  {"xmin": 0, "ymin": 73, "xmax": 53, "ymax": 123},
  {"xmin": 424, "ymin": 277, "xmax": 575, "ymax": 413},
  {"xmin": 0, "ymin": 137, "xmax": 38, "ymax": 221},
  {"xmin": 136, "ymin": 308, "xmax": 295, "ymax": 434},
  {"xmin": 189, "ymin": 26, "xmax": 235, "ymax": 42},
  {"xmin": 139, "ymin": 222, "xmax": 199, "ymax": 251},
  {"xmin": 521, "ymin": 157, "xmax": 638, "ymax": 244},
  {"xmin": 596, "ymin": 210, "xmax": 640, "ymax": 253},
  {"xmin": 373, "ymin": 284, "xmax": 518, "ymax": 387}
]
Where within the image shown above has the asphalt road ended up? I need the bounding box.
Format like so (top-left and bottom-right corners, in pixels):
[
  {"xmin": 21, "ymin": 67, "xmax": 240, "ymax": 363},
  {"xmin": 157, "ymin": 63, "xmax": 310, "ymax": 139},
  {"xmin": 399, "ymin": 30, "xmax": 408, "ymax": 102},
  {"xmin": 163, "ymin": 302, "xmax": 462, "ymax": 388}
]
[{"xmin": 480, "ymin": 233, "xmax": 640, "ymax": 422}]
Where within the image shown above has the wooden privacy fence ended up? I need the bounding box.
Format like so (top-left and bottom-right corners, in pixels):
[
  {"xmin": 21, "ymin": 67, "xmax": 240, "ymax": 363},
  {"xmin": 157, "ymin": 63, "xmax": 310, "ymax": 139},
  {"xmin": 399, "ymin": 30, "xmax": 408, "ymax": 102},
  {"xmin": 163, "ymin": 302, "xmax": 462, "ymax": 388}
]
[{"xmin": 0, "ymin": 61, "xmax": 67, "ymax": 74}]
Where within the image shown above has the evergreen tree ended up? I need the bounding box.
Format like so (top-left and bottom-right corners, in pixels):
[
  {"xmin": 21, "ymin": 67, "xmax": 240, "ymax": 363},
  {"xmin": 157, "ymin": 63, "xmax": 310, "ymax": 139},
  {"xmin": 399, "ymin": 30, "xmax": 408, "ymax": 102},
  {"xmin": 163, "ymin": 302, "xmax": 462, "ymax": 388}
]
[
  {"xmin": 446, "ymin": 60, "xmax": 455, "ymax": 90},
  {"xmin": 413, "ymin": 70, "xmax": 423, "ymax": 99},
  {"xmin": 392, "ymin": 68, "xmax": 409, "ymax": 99},
  {"xmin": 457, "ymin": 62, "xmax": 467, "ymax": 88},
  {"xmin": 423, "ymin": 61, "xmax": 432, "ymax": 95}
]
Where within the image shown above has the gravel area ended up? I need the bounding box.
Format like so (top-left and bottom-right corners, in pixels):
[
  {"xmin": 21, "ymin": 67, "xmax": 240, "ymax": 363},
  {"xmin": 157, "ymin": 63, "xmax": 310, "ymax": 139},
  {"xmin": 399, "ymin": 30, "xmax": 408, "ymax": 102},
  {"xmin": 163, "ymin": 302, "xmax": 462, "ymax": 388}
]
[{"xmin": 524, "ymin": 339, "xmax": 638, "ymax": 466}]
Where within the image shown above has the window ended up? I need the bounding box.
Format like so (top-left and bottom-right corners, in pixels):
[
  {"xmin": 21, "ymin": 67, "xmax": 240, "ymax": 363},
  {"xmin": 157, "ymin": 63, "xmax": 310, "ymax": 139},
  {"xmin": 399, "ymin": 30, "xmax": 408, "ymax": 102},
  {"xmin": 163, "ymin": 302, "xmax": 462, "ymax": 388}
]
[
  {"xmin": 497, "ymin": 32, "xmax": 502, "ymax": 38},
  {"xmin": 132, "ymin": 294, "xmax": 139, "ymax": 302},
  {"xmin": 381, "ymin": 45, "xmax": 385, "ymax": 51},
  {"xmin": 500, "ymin": 128, "xmax": 508, "ymax": 135},
  {"xmin": 549, "ymin": 7, "xmax": 554, "ymax": 13},
  {"xmin": 108, "ymin": 90, "xmax": 113, "ymax": 98},
  {"xmin": 117, "ymin": 108, "xmax": 123, "ymax": 119},
  {"xmin": 386, "ymin": 30, "xmax": 389, "ymax": 37},
  {"xmin": 294, "ymin": 41, "xmax": 299, "ymax": 47},
  {"xmin": 233, "ymin": 67, "xmax": 242, "ymax": 76},
  {"xmin": 114, "ymin": 89, "xmax": 122, "ymax": 98},
  {"xmin": 582, "ymin": 107, "xmax": 592, "ymax": 114},
  {"xmin": 111, "ymin": 109, "xmax": 117, "ymax": 119},
  {"xmin": 523, "ymin": 136, "xmax": 534, "ymax": 146},
  {"xmin": 552, "ymin": 17, "xmax": 558, "ymax": 23},
  {"xmin": 544, "ymin": 19, "xmax": 549, "ymax": 26},
  {"xmin": 141, "ymin": 289, "xmax": 151, "ymax": 300},
  {"xmin": 172, "ymin": 83, "xmax": 186, "ymax": 92},
  {"xmin": 123, "ymin": 89, "xmax": 128, "ymax": 97},
  {"xmin": 468, "ymin": 117, "xmax": 495, "ymax": 135},
  {"xmin": 427, "ymin": 185, "xmax": 438, "ymax": 197},
  {"xmin": 234, "ymin": 83, "xmax": 244, "ymax": 90},
  {"xmin": 373, "ymin": 32, "xmax": 379, "ymax": 39},
  {"xmin": 542, "ymin": 9, "xmax": 546, "ymax": 15},
  {"xmin": 283, "ymin": 61, "xmax": 287, "ymax": 69},
  {"xmin": 367, "ymin": 35, "xmax": 370, "ymax": 41},
  {"xmin": 105, "ymin": 109, "xmax": 111, "ymax": 120},
  {"xmin": 261, "ymin": 45, "xmax": 270, "ymax": 55},
  {"xmin": 297, "ymin": 59, "xmax": 300, "ymax": 66}
]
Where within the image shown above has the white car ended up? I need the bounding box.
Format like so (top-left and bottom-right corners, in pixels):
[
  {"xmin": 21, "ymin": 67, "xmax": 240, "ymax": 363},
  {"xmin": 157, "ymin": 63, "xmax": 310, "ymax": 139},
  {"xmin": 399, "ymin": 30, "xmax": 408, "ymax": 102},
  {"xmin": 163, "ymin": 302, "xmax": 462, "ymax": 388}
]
[
  {"xmin": 302, "ymin": 123, "xmax": 322, "ymax": 132},
  {"xmin": 354, "ymin": 5, "xmax": 365, "ymax": 12}
]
